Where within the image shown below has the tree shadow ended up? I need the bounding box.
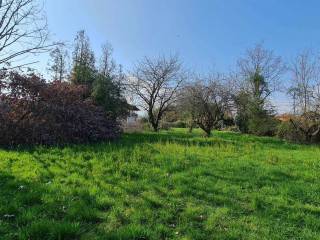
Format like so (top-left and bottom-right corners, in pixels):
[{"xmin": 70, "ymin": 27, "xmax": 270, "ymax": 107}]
[
  {"xmin": 0, "ymin": 129, "xmax": 310, "ymax": 155},
  {"xmin": 0, "ymin": 171, "xmax": 103, "ymax": 240},
  {"xmin": 117, "ymin": 130, "xmax": 302, "ymax": 151}
]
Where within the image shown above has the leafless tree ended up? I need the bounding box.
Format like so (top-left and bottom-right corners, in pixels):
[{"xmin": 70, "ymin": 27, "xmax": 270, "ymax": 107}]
[
  {"xmin": 0, "ymin": 0, "xmax": 52, "ymax": 69},
  {"xmin": 129, "ymin": 55, "xmax": 186, "ymax": 131},
  {"xmin": 233, "ymin": 44, "xmax": 285, "ymax": 135},
  {"xmin": 289, "ymin": 50, "xmax": 319, "ymax": 114},
  {"xmin": 287, "ymin": 86, "xmax": 299, "ymax": 115},
  {"xmin": 287, "ymin": 50, "xmax": 320, "ymax": 142},
  {"xmin": 237, "ymin": 43, "xmax": 286, "ymax": 99},
  {"xmin": 98, "ymin": 42, "xmax": 125, "ymax": 88},
  {"xmin": 99, "ymin": 42, "xmax": 116, "ymax": 78},
  {"xmin": 47, "ymin": 45, "xmax": 69, "ymax": 81},
  {"xmin": 180, "ymin": 74, "xmax": 232, "ymax": 136}
]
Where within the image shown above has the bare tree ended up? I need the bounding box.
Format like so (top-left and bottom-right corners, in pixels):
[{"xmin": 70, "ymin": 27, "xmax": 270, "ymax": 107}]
[
  {"xmin": 98, "ymin": 42, "xmax": 124, "ymax": 91},
  {"xmin": 47, "ymin": 45, "xmax": 69, "ymax": 81},
  {"xmin": 234, "ymin": 44, "xmax": 285, "ymax": 135},
  {"xmin": 0, "ymin": 0, "xmax": 52, "ymax": 69},
  {"xmin": 99, "ymin": 42, "xmax": 116, "ymax": 78},
  {"xmin": 289, "ymin": 50, "xmax": 319, "ymax": 114},
  {"xmin": 180, "ymin": 74, "xmax": 232, "ymax": 136},
  {"xmin": 287, "ymin": 50, "xmax": 320, "ymax": 142},
  {"xmin": 287, "ymin": 86, "xmax": 299, "ymax": 115},
  {"xmin": 237, "ymin": 43, "xmax": 286, "ymax": 100},
  {"xmin": 129, "ymin": 55, "xmax": 185, "ymax": 131}
]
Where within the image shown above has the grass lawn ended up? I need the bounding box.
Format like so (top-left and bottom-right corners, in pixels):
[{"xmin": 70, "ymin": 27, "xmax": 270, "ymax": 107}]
[{"xmin": 0, "ymin": 129, "xmax": 320, "ymax": 239}]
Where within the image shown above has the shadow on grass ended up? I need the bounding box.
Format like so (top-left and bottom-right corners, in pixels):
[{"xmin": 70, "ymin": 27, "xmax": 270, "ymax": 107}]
[
  {"xmin": 0, "ymin": 171, "xmax": 102, "ymax": 240},
  {"xmin": 0, "ymin": 129, "xmax": 305, "ymax": 155},
  {"xmin": 118, "ymin": 130, "xmax": 300, "ymax": 151}
]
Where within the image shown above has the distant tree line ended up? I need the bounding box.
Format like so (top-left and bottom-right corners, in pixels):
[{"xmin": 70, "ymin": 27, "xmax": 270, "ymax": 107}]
[
  {"xmin": 1, "ymin": 0, "xmax": 320, "ymax": 145},
  {"xmin": 130, "ymin": 45, "xmax": 320, "ymax": 143}
]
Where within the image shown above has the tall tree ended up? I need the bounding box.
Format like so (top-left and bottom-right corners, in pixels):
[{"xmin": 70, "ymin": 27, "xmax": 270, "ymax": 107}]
[
  {"xmin": 92, "ymin": 43, "xmax": 129, "ymax": 119},
  {"xmin": 47, "ymin": 45, "xmax": 69, "ymax": 81},
  {"xmin": 235, "ymin": 44, "xmax": 285, "ymax": 135},
  {"xmin": 287, "ymin": 50, "xmax": 320, "ymax": 142},
  {"xmin": 99, "ymin": 42, "xmax": 116, "ymax": 78},
  {"xmin": 287, "ymin": 86, "xmax": 300, "ymax": 115},
  {"xmin": 289, "ymin": 50, "xmax": 319, "ymax": 114},
  {"xmin": 237, "ymin": 43, "xmax": 285, "ymax": 102},
  {"xmin": 0, "ymin": 0, "xmax": 52, "ymax": 69},
  {"xmin": 129, "ymin": 55, "xmax": 185, "ymax": 131},
  {"xmin": 71, "ymin": 30, "xmax": 95, "ymax": 86}
]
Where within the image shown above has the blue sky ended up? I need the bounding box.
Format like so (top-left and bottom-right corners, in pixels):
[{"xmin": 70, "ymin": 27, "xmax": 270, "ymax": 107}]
[{"xmin": 38, "ymin": 0, "xmax": 320, "ymax": 112}]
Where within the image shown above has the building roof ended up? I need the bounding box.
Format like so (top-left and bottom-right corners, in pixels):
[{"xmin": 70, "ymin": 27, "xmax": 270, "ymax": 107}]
[{"xmin": 127, "ymin": 103, "xmax": 139, "ymax": 111}]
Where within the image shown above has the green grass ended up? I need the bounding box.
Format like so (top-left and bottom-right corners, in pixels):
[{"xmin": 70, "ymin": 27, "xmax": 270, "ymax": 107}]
[{"xmin": 0, "ymin": 129, "xmax": 320, "ymax": 239}]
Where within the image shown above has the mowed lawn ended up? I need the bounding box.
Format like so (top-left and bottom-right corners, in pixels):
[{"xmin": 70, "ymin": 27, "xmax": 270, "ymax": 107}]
[{"xmin": 0, "ymin": 129, "xmax": 320, "ymax": 240}]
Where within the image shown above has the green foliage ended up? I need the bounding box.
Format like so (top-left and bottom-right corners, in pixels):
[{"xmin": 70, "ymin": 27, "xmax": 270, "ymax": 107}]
[
  {"xmin": 70, "ymin": 30, "xmax": 130, "ymax": 120},
  {"xmin": 92, "ymin": 74, "xmax": 128, "ymax": 118},
  {"xmin": 160, "ymin": 121, "xmax": 187, "ymax": 130},
  {"xmin": 235, "ymin": 91, "xmax": 251, "ymax": 133},
  {"xmin": 173, "ymin": 120, "xmax": 187, "ymax": 128},
  {"xmin": 235, "ymin": 73, "xmax": 278, "ymax": 136},
  {"xmin": 159, "ymin": 121, "xmax": 172, "ymax": 130},
  {"xmin": 138, "ymin": 117, "xmax": 152, "ymax": 131},
  {"xmin": 247, "ymin": 103, "xmax": 278, "ymax": 136},
  {"xmin": 277, "ymin": 115, "xmax": 320, "ymax": 144},
  {"xmin": 0, "ymin": 72, "xmax": 121, "ymax": 146},
  {"xmin": 71, "ymin": 69, "xmax": 130, "ymax": 119},
  {"xmin": 224, "ymin": 125, "xmax": 239, "ymax": 132},
  {"xmin": 0, "ymin": 129, "xmax": 320, "ymax": 239},
  {"xmin": 71, "ymin": 64, "xmax": 96, "ymax": 86},
  {"xmin": 71, "ymin": 30, "xmax": 96, "ymax": 86},
  {"xmin": 277, "ymin": 121, "xmax": 303, "ymax": 143}
]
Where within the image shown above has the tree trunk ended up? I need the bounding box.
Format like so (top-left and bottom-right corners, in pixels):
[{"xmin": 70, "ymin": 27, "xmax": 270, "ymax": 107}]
[
  {"xmin": 204, "ymin": 129, "xmax": 211, "ymax": 137},
  {"xmin": 148, "ymin": 109, "xmax": 158, "ymax": 132},
  {"xmin": 148, "ymin": 118, "xmax": 159, "ymax": 132},
  {"xmin": 197, "ymin": 121, "xmax": 212, "ymax": 137},
  {"xmin": 152, "ymin": 122, "xmax": 159, "ymax": 132},
  {"xmin": 188, "ymin": 120, "xmax": 194, "ymax": 133},
  {"xmin": 305, "ymin": 133, "xmax": 312, "ymax": 143}
]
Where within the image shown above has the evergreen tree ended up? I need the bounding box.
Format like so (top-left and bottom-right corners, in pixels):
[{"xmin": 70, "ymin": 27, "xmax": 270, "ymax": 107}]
[
  {"xmin": 235, "ymin": 44, "xmax": 284, "ymax": 136},
  {"xmin": 71, "ymin": 30, "xmax": 96, "ymax": 86},
  {"xmin": 92, "ymin": 44, "xmax": 129, "ymax": 118},
  {"xmin": 236, "ymin": 72, "xmax": 277, "ymax": 135}
]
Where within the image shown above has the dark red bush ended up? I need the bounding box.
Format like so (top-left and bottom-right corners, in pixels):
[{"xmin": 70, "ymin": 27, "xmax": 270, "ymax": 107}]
[{"xmin": 0, "ymin": 72, "xmax": 121, "ymax": 146}]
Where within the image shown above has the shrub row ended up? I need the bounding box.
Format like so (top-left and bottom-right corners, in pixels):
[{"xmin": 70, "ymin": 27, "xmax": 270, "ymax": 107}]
[
  {"xmin": 0, "ymin": 72, "xmax": 121, "ymax": 146},
  {"xmin": 277, "ymin": 118, "xmax": 320, "ymax": 144}
]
